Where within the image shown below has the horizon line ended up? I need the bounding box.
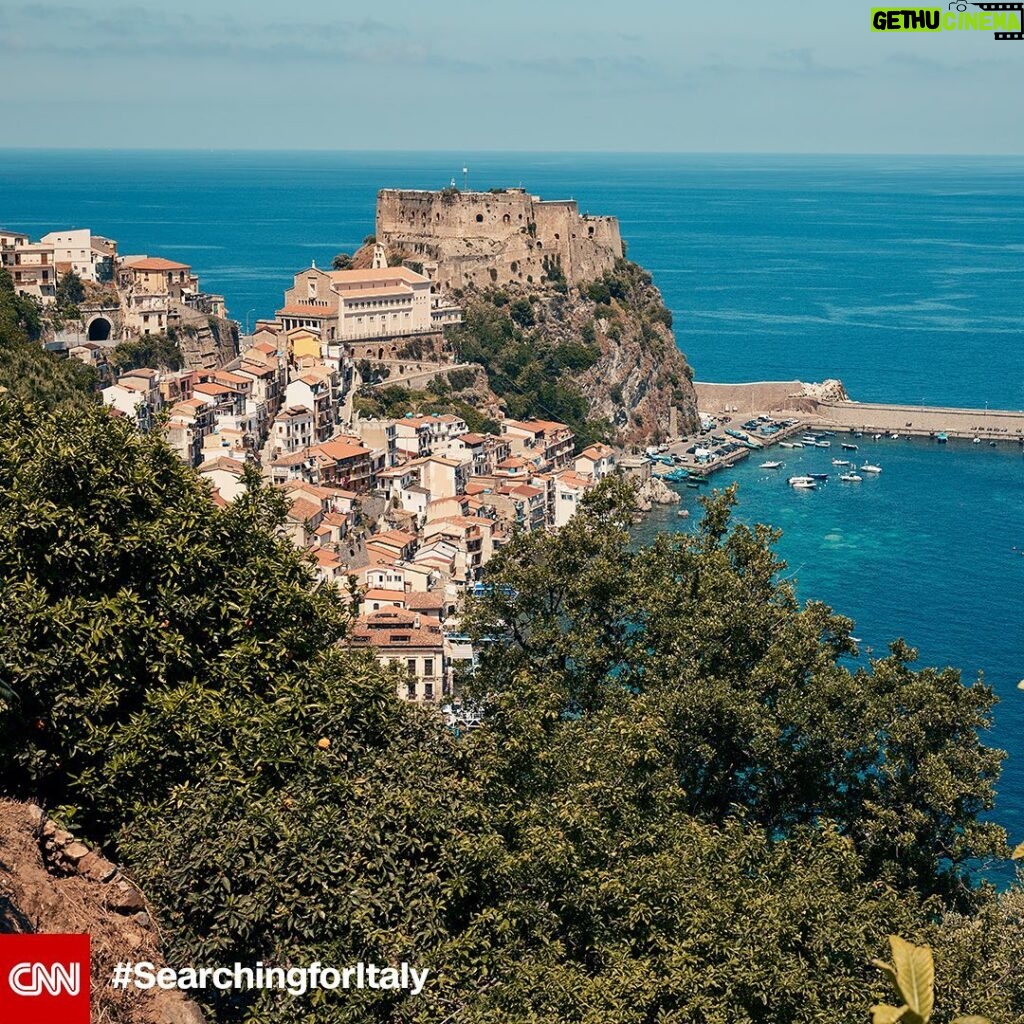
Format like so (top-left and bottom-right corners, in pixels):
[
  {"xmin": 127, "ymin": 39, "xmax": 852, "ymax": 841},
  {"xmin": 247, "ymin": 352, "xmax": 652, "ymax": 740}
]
[{"xmin": 1, "ymin": 147, "xmax": 1023, "ymax": 159}]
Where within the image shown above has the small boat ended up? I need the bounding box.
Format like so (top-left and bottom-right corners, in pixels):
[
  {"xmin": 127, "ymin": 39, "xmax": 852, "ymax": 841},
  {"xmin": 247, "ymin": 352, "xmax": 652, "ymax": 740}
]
[
  {"xmin": 860, "ymin": 464, "xmax": 882, "ymax": 474},
  {"xmin": 840, "ymin": 473, "xmax": 863, "ymax": 482},
  {"xmin": 989, "ymin": 440, "xmax": 997, "ymax": 447},
  {"xmin": 788, "ymin": 475, "xmax": 816, "ymax": 489},
  {"xmin": 873, "ymin": 433, "xmax": 882, "ymax": 440},
  {"xmin": 891, "ymin": 433, "xmax": 900, "ymax": 440},
  {"xmin": 808, "ymin": 472, "xmax": 829, "ymax": 481},
  {"xmin": 814, "ymin": 440, "xmax": 832, "ymax": 448},
  {"xmin": 832, "ymin": 458, "xmax": 850, "ymax": 466},
  {"xmin": 759, "ymin": 460, "xmax": 783, "ymax": 469},
  {"xmin": 841, "ymin": 442, "xmax": 858, "ymax": 451},
  {"xmin": 778, "ymin": 442, "xmax": 798, "ymax": 449},
  {"xmin": 685, "ymin": 481, "xmax": 701, "ymax": 489},
  {"xmin": 677, "ymin": 509, "xmax": 690, "ymax": 518},
  {"xmin": 937, "ymin": 432, "xmax": 948, "ymax": 444},
  {"xmin": 973, "ymin": 437, "xmax": 981, "ymax": 444}
]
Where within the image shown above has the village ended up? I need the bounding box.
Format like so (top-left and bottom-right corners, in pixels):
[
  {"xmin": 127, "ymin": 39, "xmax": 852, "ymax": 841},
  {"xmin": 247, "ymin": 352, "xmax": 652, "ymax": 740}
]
[{"xmin": 1, "ymin": 206, "xmax": 650, "ymax": 716}]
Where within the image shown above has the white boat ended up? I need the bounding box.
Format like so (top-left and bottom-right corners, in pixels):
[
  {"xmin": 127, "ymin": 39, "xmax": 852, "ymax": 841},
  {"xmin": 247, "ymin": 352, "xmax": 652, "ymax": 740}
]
[
  {"xmin": 873, "ymin": 433, "xmax": 882, "ymax": 440},
  {"xmin": 760, "ymin": 460, "xmax": 783, "ymax": 469},
  {"xmin": 832, "ymin": 458, "xmax": 850, "ymax": 466},
  {"xmin": 778, "ymin": 441, "xmax": 796, "ymax": 448},
  {"xmin": 891, "ymin": 433, "xmax": 900, "ymax": 440},
  {"xmin": 840, "ymin": 473, "xmax": 863, "ymax": 482},
  {"xmin": 677, "ymin": 509, "xmax": 690, "ymax": 518},
  {"xmin": 788, "ymin": 475, "xmax": 816, "ymax": 489},
  {"xmin": 813, "ymin": 440, "xmax": 831, "ymax": 448},
  {"xmin": 860, "ymin": 464, "xmax": 882, "ymax": 474},
  {"xmin": 973, "ymin": 437, "xmax": 981, "ymax": 444}
]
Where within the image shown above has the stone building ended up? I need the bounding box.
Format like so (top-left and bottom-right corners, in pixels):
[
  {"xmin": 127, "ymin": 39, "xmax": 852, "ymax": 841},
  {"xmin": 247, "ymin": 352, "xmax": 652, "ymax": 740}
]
[{"xmin": 375, "ymin": 187, "xmax": 623, "ymax": 292}]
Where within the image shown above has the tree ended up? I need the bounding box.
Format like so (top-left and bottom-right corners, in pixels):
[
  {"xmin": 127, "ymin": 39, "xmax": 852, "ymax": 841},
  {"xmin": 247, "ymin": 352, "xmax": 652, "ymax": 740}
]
[
  {"xmin": 55, "ymin": 269, "xmax": 85, "ymax": 309},
  {"xmin": 0, "ymin": 269, "xmax": 95, "ymax": 405},
  {"xmin": 331, "ymin": 252, "xmax": 353, "ymax": 270},
  {"xmin": 463, "ymin": 482, "xmax": 1006, "ymax": 904},
  {"xmin": 0, "ymin": 402, "xmax": 1020, "ymax": 1023},
  {"xmin": 509, "ymin": 297, "xmax": 535, "ymax": 327}
]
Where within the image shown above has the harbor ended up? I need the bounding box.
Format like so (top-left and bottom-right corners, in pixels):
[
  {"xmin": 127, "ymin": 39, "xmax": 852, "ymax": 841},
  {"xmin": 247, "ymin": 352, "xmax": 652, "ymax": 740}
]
[{"xmin": 665, "ymin": 380, "xmax": 1024, "ymax": 484}]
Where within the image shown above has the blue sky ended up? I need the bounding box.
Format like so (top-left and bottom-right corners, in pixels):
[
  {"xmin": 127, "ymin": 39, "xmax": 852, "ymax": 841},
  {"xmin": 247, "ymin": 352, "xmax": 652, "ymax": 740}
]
[{"xmin": 1, "ymin": 0, "xmax": 1021, "ymax": 152}]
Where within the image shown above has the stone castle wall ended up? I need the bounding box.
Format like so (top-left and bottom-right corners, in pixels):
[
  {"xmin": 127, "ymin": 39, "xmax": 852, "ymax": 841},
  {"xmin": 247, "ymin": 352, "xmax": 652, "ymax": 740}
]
[{"xmin": 375, "ymin": 188, "xmax": 622, "ymax": 291}]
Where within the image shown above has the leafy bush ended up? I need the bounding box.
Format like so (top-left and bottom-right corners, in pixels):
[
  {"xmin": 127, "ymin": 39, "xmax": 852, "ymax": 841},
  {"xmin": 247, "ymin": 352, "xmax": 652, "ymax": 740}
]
[{"xmin": 509, "ymin": 298, "xmax": 535, "ymax": 327}]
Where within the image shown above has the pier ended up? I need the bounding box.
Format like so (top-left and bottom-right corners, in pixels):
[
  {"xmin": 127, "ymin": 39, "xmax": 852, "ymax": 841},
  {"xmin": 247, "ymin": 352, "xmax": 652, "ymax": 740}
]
[{"xmin": 694, "ymin": 381, "xmax": 1024, "ymax": 444}]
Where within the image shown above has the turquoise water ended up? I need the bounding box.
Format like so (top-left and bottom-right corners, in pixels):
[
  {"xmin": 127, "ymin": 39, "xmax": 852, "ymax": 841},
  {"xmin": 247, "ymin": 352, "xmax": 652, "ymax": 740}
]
[
  {"xmin": 1, "ymin": 150, "xmax": 1022, "ymax": 839},
  {"xmin": 635, "ymin": 438, "xmax": 1024, "ymax": 855}
]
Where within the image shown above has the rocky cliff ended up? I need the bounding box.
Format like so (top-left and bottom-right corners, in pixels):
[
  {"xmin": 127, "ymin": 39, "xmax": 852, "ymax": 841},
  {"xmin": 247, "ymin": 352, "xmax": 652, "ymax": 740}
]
[
  {"xmin": 0, "ymin": 799, "xmax": 205, "ymax": 1024},
  {"xmin": 443, "ymin": 257, "xmax": 698, "ymax": 447}
]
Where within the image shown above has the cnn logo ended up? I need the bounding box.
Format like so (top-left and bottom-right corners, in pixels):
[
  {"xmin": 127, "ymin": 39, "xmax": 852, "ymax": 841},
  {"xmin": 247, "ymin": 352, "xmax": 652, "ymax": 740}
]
[
  {"xmin": 9, "ymin": 961, "xmax": 80, "ymax": 996},
  {"xmin": 0, "ymin": 934, "xmax": 90, "ymax": 1024}
]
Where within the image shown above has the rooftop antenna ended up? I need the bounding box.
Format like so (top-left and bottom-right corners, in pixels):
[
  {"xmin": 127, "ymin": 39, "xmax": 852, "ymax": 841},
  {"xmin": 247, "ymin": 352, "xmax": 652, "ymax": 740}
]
[{"xmin": 463, "ymin": 166, "xmax": 469, "ymax": 191}]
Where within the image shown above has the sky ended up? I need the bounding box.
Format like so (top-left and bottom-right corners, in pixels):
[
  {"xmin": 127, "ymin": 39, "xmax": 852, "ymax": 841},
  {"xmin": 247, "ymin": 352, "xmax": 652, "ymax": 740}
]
[{"xmin": 1, "ymin": 0, "xmax": 1022, "ymax": 153}]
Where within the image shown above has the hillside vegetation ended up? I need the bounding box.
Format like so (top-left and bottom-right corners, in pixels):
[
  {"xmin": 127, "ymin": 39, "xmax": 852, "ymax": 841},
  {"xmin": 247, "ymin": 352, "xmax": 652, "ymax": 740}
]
[{"xmin": 0, "ymin": 362, "xmax": 1022, "ymax": 1021}]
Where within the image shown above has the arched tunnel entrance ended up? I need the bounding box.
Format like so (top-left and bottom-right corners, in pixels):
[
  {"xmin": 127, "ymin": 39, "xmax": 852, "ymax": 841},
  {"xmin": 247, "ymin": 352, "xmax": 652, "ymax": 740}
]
[{"xmin": 87, "ymin": 317, "xmax": 111, "ymax": 342}]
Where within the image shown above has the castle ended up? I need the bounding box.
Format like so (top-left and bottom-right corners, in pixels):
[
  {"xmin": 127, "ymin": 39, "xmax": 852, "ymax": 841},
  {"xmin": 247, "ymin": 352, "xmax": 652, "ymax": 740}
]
[{"xmin": 375, "ymin": 187, "xmax": 623, "ymax": 292}]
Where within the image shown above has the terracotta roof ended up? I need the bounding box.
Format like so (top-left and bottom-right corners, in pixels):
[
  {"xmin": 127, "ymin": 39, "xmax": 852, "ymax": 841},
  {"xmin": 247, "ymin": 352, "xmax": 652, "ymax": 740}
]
[
  {"xmin": 126, "ymin": 257, "xmax": 191, "ymax": 272},
  {"xmin": 278, "ymin": 304, "xmax": 335, "ymax": 318},
  {"xmin": 350, "ymin": 628, "xmax": 444, "ymax": 650},
  {"xmin": 311, "ymin": 439, "xmax": 371, "ymax": 462},
  {"xmin": 337, "ymin": 284, "xmax": 413, "ymax": 300},
  {"xmin": 405, "ymin": 592, "xmax": 445, "ymax": 610},
  {"xmin": 372, "ymin": 529, "xmax": 418, "ymax": 546},
  {"xmin": 579, "ymin": 443, "xmax": 614, "ymax": 460},
  {"xmin": 287, "ymin": 498, "xmax": 322, "ymax": 522},
  {"xmin": 327, "ymin": 266, "xmax": 428, "ymax": 285},
  {"xmin": 198, "ymin": 456, "xmax": 245, "ymax": 475},
  {"xmin": 504, "ymin": 418, "xmax": 571, "ymax": 436},
  {"xmin": 237, "ymin": 362, "xmax": 276, "ymax": 378},
  {"xmin": 311, "ymin": 547, "xmax": 342, "ymax": 568},
  {"xmin": 362, "ymin": 589, "xmax": 407, "ymax": 604}
]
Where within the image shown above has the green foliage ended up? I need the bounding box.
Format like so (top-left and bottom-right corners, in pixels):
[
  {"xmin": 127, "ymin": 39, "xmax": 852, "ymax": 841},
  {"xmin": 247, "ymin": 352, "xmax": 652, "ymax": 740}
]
[
  {"xmin": 871, "ymin": 935, "xmax": 992, "ymax": 1024},
  {"xmin": 509, "ymin": 297, "xmax": 535, "ymax": 327},
  {"xmin": 109, "ymin": 332, "xmax": 183, "ymax": 372},
  {"xmin": 353, "ymin": 384, "xmax": 497, "ymax": 435},
  {"xmin": 55, "ymin": 269, "xmax": 85, "ymax": 309},
  {"xmin": 463, "ymin": 482, "xmax": 1007, "ymax": 904},
  {"xmin": 331, "ymin": 253, "xmax": 352, "ymax": 271},
  {"xmin": 447, "ymin": 298, "xmax": 611, "ymax": 450},
  {"xmin": 0, "ymin": 405, "xmax": 1019, "ymax": 1023},
  {"xmin": 0, "ymin": 269, "xmax": 96, "ymax": 406},
  {"xmin": 447, "ymin": 368, "xmax": 477, "ymax": 392}
]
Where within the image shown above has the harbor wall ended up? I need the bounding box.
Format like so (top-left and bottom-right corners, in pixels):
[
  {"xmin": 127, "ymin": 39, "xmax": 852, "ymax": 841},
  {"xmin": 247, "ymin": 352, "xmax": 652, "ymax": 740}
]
[
  {"xmin": 811, "ymin": 401, "xmax": 1024, "ymax": 441},
  {"xmin": 695, "ymin": 380, "xmax": 1024, "ymax": 442}
]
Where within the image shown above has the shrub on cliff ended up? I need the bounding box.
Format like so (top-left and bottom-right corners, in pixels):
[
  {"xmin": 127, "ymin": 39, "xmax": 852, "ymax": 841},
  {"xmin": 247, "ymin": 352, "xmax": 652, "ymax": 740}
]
[{"xmin": 0, "ymin": 269, "xmax": 96, "ymax": 406}]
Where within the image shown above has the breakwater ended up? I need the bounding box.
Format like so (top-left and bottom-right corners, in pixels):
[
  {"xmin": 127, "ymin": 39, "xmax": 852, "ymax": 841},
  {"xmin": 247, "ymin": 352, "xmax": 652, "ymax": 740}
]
[{"xmin": 695, "ymin": 381, "xmax": 1024, "ymax": 445}]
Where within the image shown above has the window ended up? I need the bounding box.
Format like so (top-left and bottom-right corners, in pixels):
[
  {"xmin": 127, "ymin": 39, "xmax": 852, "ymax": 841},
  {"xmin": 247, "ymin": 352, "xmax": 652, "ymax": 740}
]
[
  {"xmin": 406, "ymin": 658, "xmax": 417, "ymax": 674},
  {"xmin": 424, "ymin": 658, "xmax": 434, "ymax": 677}
]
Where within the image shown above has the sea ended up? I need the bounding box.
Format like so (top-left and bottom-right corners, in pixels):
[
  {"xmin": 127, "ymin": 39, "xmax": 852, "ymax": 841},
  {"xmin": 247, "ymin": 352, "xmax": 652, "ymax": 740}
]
[{"xmin": 2, "ymin": 150, "xmax": 1022, "ymax": 856}]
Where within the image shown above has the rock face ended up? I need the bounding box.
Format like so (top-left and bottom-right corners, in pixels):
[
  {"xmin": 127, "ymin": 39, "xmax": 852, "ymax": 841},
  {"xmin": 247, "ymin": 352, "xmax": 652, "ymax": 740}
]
[
  {"xmin": 364, "ymin": 184, "xmax": 701, "ymax": 446},
  {"xmin": 377, "ymin": 187, "xmax": 623, "ymax": 292},
  {"xmin": 0, "ymin": 800, "xmax": 206, "ymax": 1024}
]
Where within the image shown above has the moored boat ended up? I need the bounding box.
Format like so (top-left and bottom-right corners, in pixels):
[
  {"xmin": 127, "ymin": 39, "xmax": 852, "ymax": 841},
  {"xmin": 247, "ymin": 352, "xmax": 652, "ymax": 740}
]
[
  {"xmin": 832, "ymin": 458, "xmax": 850, "ymax": 466},
  {"xmin": 808, "ymin": 472, "xmax": 829, "ymax": 481},
  {"xmin": 840, "ymin": 473, "xmax": 863, "ymax": 482},
  {"xmin": 759, "ymin": 460, "xmax": 783, "ymax": 469},
  {"xmin": 841, "ymin": 442, "xmax": 858, "ymax": 451},
  {"xmin": 788, "ymin": 475, "xmax": 816, "ymax": 489},
  {"xmin": 937, "ymin": 432, "xmax": 948, "ymax": 444},
  {"xmin": 860, "ymin": 463, "xmax": 882, "ymax": 474}
]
